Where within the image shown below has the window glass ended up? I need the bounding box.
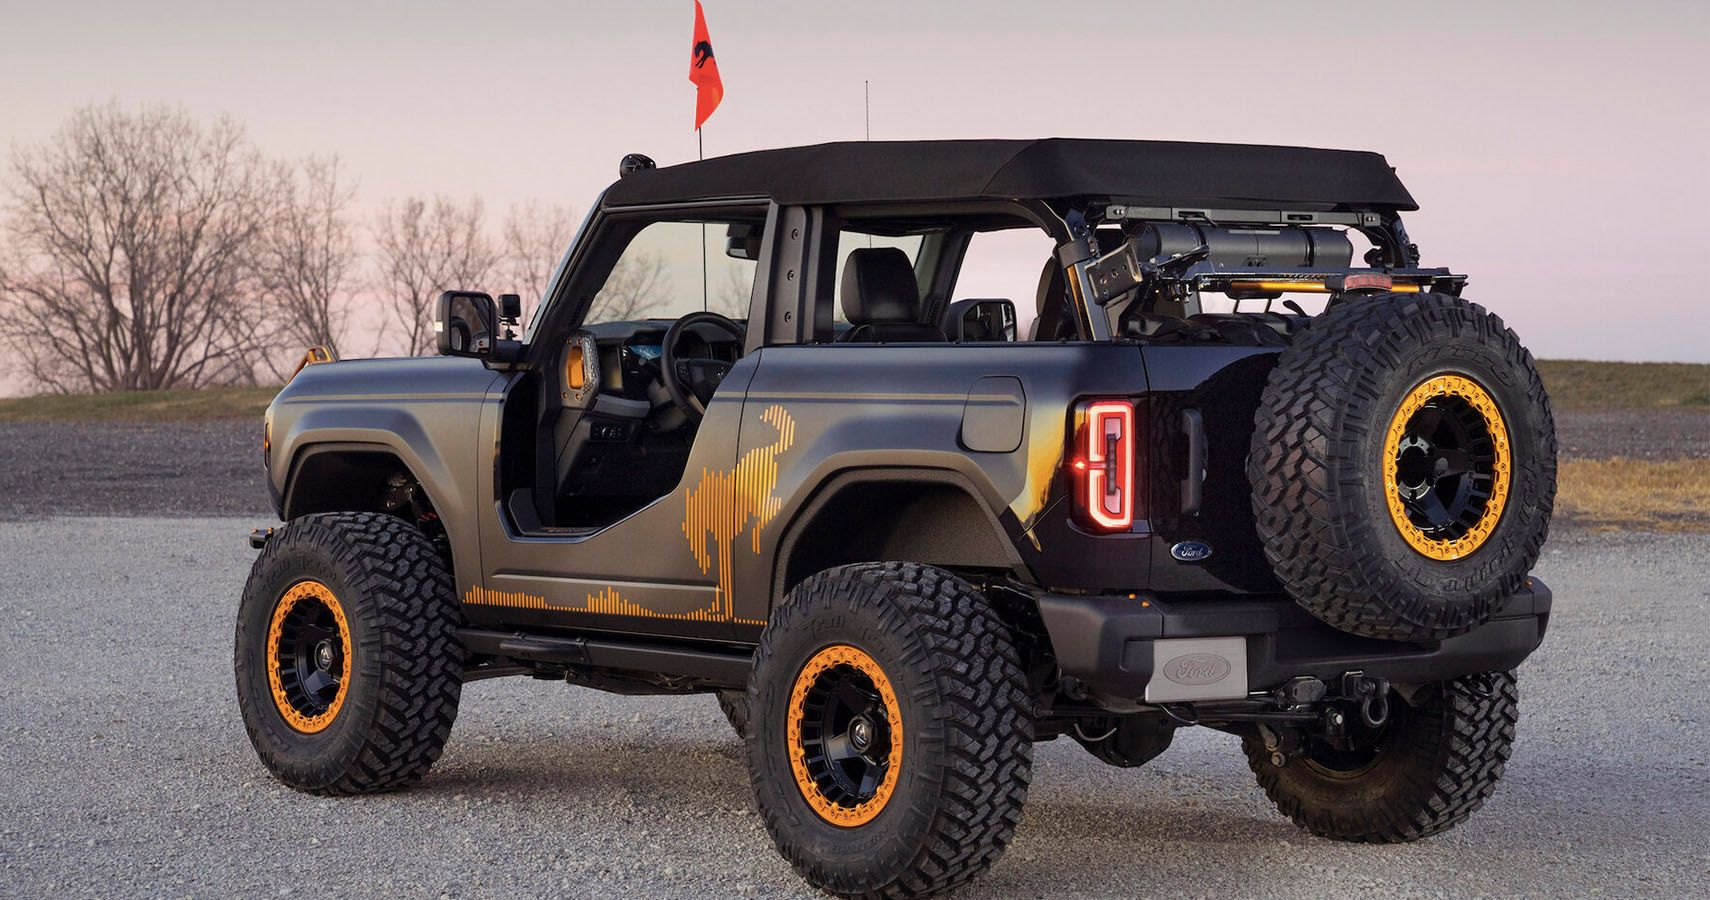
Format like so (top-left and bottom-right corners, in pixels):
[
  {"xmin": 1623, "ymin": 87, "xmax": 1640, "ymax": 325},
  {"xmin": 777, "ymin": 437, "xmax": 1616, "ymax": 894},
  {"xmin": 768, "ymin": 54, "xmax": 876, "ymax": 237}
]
[
  {"xmin": 952, "ymin": 228, "xmax": 1058, "ymax": 324},
  {"xmin": 583, "ymin": 220, "xmax": 757, "ymax": 326}
]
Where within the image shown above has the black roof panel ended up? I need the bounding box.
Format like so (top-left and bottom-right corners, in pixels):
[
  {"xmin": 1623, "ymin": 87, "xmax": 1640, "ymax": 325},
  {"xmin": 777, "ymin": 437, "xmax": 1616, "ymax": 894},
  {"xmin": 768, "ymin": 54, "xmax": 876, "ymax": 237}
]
[{"xmin": 603, "ymin": 138, "xmax": 1417, "ymax": 211}]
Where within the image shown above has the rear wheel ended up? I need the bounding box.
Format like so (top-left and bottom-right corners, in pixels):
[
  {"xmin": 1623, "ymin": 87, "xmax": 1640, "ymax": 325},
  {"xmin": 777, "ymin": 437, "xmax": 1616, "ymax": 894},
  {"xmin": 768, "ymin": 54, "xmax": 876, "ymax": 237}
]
[
  {"xmin": 1249, "ymin": 293, "xmax": 1556, "ymax": 641},
  {"xmin": 746, "ymin": 562, "xmax": 1033, "ymax": 899},
  {"xmin": 1242, "ymin": 671, "xmax": 1518, "ymax": 842},
  {"xmin": 235, "ymin": 512, "xmax": 464, "ymax": 795}
]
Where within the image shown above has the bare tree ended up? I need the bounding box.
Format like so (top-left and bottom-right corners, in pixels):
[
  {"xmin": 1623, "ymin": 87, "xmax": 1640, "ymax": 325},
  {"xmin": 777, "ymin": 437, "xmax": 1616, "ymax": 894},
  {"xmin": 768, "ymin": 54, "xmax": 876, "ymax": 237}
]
[
  {"xmin": 373, "ymin": 196, "xmax": 501, "ymax": 356},
  {"xmin": 0, "ymin": 103, "xmax": 284, "ymax": 391},
  {"xmin": 588, "ymin": 251, "xmax": 670, "ymax": 322},
  {"xmin": 260, "ymin": 157, "xmax": 357, "ymax": 359},
  {"xmin": 710, "ymin": 264, "xmax": 754, "ymax": 318},
  {"xmin": 502, "ymin": 201, "xmax": 577, "ymax": 327}
]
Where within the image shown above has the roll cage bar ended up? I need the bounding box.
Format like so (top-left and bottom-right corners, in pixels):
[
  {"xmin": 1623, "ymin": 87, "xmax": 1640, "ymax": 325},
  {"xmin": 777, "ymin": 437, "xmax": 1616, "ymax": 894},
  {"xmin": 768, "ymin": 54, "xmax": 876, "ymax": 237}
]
[{"xmin": 524, "ymin": 188, "xmax": 1454, "ymax": 360}]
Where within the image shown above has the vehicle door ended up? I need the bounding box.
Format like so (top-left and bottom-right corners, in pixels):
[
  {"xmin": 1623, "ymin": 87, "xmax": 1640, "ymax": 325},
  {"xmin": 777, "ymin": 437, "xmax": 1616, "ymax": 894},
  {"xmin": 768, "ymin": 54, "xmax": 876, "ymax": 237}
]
[{"xmin": 468, "ymin": 204, "xmax": 770, "ymax": 643}]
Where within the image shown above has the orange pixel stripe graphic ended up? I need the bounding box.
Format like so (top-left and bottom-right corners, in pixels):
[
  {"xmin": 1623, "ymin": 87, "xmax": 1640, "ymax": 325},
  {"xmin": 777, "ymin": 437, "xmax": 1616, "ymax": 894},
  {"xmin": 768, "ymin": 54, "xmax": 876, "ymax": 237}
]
[
  {"xmin": 464, "ymin": 584, "xmax": 765, "ymax": 625},
  {"xmin": 466, "ymin": 404, "xmax": 793, "ymax": 628},
  {"xmin": 683, "ymin": 404, "xmax": 795, "ymax": 619}
]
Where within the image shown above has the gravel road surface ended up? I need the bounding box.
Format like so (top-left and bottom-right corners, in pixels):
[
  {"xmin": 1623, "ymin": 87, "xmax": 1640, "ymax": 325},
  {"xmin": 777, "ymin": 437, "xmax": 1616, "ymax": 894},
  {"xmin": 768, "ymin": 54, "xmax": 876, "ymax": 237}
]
[
  {"xmin": 1554, "ymin": 409, "xmax": 1709, "ymax": 461},
  {"xmin": 0, "ymin": 519, "xmax": 1704, "ymax": 898},
  {"xmin": 0, "ymin": 422, "xmax": 266, "ymax": 519}
]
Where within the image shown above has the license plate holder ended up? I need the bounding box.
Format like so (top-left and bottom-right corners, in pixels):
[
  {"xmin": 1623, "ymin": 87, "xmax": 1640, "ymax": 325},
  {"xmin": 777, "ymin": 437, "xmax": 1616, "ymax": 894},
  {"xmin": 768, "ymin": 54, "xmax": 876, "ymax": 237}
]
[{"xmin": 1144, "ymin": 637, "xmax": 1248, "ymax": 703}]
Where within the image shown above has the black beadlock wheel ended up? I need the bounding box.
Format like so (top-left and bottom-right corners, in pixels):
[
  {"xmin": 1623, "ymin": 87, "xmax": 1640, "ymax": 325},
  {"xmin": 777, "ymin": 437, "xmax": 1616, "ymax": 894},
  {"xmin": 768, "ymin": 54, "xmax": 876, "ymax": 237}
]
[
  {"xmin": 235, "ymin": 512, "xmax": 464, "ymax": 795},
  {"xmin": 746, "ymin": 562, "xmax": 1033, "ymax": 900},
  {"xmin": 1242, "ymin": 671, "xmax": 1519, "ymax": 842},
  {"xmin": 1248, "ymin": 293, "xmax": 1557, "ymax": 641}
]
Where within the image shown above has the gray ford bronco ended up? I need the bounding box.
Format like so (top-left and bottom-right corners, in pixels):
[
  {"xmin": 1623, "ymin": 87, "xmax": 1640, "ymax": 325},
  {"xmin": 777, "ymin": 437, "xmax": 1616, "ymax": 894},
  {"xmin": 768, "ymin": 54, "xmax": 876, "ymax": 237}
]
[{"xmin": 237, "ymin": 139, "xmax": 1555, "ymax": 898}]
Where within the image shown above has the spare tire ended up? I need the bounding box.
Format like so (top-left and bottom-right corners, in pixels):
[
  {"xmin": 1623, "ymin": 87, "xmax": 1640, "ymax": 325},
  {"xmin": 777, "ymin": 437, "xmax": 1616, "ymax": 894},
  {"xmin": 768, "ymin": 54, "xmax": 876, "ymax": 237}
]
[{"xmin": 1248, "ymin": 293, "xmax": 1555, "ymax": 642}]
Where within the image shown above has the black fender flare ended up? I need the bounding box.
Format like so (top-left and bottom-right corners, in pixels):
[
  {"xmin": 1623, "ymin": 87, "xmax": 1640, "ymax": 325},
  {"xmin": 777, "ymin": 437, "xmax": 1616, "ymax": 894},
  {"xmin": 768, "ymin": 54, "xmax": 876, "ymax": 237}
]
[{"xmin": 769, "ymin": 466, "xmax": 1031, "ymax": 605}]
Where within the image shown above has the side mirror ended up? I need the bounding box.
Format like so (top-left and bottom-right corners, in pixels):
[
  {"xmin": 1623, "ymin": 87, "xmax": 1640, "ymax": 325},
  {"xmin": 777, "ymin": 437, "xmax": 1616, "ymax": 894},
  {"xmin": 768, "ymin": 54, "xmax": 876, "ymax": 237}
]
[
  {"xmin": 942, "ymin": 298, "xmax": 1018, "ymax": 342},
  {"xmin": 436, "ymin": 290, "xmax": 497, "ymax": 357},
  {"xmin": 725, "ymin": 223, "xmax": 763, "ymax": 260}
]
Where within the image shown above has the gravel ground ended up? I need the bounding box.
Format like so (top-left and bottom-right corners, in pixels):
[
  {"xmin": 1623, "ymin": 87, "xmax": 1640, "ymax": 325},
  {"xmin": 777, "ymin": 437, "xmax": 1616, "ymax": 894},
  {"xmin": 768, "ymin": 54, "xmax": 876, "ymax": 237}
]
[
  {"xmin": 0, "ymin": 519, "xmax": 1704, "ymax": 898},
  {"xmin": 1554, "ymin": 409, "xmax": 1709, "ymax": 460},
  {"xmin": 0, "ymin": 421, "xmax": 267, "ymax": 519}
]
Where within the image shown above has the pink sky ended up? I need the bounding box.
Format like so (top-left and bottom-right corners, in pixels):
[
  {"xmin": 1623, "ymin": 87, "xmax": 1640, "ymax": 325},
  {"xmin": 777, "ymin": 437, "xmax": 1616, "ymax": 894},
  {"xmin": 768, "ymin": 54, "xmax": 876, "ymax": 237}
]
[{"xmin": 3, "ymin": 0, "xmax": 1707, "ymax": 381}]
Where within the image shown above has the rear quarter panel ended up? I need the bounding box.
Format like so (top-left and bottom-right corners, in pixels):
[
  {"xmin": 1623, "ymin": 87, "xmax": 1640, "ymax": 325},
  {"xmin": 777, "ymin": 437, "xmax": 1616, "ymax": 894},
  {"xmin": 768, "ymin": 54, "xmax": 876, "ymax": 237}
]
[{"xmin": 734, "ymin": 342, "xmax": 1153, "ymax": 617}]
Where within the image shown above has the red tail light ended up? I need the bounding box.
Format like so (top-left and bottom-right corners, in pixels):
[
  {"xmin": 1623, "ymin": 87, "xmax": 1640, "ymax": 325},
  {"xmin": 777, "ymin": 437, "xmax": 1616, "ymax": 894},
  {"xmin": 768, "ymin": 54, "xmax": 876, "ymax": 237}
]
[{"xmin": 1072, "ymin": 399, "xmax": 1138, "ymax": 531}]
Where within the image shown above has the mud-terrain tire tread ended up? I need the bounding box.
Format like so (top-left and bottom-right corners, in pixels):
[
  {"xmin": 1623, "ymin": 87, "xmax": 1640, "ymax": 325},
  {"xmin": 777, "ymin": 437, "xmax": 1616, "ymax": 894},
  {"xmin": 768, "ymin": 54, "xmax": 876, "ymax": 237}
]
[
  {"xmin": 747, "ymin": 562, "xmax": 1033, "ymax": 900},
  {"xmin": 716, "ymin": 689, "xmax": 751, "ymax": 741},
  {"xmin": 1248, "ymin": 293, "xmax": 1556, "ymax": 641},
  {"xmin": 235, "ymin": 511, "xmax": 463, "ymax": 795},
  {"xmin": 1243, "ymin": 670, "xmax": 1518, "ymax": 842}
]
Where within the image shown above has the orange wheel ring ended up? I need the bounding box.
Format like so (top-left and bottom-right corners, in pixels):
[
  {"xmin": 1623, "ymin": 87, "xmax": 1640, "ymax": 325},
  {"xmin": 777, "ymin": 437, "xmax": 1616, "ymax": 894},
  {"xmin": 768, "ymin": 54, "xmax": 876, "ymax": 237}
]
[
  {"xmin": 265, "ymin": 580, "xmax": 352, "ymax": 734},
  {"xmin": 1382, "ymin": 374, "xmax": 1512, "ymax": 560},
  {"xmin": 786, "ymin": 644, "xmax": 903, "ymax": 827}
]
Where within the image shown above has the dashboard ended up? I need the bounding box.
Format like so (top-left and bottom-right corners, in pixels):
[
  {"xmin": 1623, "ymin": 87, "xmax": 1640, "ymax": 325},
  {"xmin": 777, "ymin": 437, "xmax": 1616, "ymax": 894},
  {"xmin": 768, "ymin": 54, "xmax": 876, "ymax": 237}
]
[{"xmin": 579, "ymin": 318, "xmax": 745, "ymax": 402}]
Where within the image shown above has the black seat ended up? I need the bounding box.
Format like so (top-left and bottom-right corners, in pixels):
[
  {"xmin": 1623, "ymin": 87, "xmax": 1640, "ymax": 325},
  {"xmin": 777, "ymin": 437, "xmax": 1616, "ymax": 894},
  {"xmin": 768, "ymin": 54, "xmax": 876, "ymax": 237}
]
[
  {"xmin": 1028, "ymin": 229, "xmax": 1126, "ymax": 341},
  {"xmin": 1030, "ymin": 257, "xmax": 1076, "ymax": 341},
  {"xmin": 838, "ymin": 247, "xmax": 944, "ymax": 343}
]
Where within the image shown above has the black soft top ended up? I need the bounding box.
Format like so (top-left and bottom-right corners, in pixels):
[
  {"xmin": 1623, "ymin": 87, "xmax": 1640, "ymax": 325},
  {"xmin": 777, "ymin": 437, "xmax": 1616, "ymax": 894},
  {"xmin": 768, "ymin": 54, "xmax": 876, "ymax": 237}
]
[{"xmin": 603, "ymin": 138, "xmax": 1417, "ymax": 212}]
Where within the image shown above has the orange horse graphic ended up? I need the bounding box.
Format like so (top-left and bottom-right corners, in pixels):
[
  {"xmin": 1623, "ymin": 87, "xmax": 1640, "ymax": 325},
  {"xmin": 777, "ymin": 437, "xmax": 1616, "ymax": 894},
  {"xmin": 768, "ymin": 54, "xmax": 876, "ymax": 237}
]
[{"xmin": 682, "ymin": 405, "xmax": 796, "ymax": 619}]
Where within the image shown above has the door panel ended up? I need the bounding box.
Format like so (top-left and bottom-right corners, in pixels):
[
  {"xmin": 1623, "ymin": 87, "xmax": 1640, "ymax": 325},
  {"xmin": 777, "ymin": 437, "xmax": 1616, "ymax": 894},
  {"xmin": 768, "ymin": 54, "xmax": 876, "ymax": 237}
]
[{"xmin": 466, "ymin": 357, "xmax": 758, "ymax": 642}]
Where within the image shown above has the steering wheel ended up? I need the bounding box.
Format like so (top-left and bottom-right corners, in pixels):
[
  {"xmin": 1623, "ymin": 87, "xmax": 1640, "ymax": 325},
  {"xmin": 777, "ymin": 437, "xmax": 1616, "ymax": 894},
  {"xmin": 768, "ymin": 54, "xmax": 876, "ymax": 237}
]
[{"xmin": 661, "ymin": 311, "xmax": 746, "ymax": 421}]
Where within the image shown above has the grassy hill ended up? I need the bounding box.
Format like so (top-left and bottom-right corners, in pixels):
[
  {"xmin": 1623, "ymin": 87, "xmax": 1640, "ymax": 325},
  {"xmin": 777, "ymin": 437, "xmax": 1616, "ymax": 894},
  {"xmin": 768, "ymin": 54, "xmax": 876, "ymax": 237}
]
[{"xmin": 1535, "ymin": 360, "xmax": 1709, "ymax": 411}]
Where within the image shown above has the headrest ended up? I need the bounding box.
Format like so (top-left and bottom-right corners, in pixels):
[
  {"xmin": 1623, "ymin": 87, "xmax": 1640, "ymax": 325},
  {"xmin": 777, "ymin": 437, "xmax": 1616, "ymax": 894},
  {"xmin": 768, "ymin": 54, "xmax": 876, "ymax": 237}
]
[
  {"xmin": 840, "ymin": 247, "xmax": 921, "ymax": 325},
  {"xmin": 1033, "ymin": 257, "xmax": 1071, "ymax": 341}
]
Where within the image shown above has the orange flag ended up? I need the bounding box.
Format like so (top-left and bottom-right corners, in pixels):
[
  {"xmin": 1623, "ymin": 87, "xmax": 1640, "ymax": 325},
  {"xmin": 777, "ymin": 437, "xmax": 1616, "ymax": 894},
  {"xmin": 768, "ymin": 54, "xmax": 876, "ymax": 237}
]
[{"xmin": 689, "ymin": 1, "xmax": 724, "ymax": 130}]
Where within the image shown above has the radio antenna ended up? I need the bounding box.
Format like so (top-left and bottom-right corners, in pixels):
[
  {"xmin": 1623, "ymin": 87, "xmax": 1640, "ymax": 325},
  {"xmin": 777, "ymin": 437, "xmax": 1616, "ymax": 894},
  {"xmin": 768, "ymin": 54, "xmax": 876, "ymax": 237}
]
[{"xmin": 865, "ymin": 80, "xmax": 873, "ymax": 247}]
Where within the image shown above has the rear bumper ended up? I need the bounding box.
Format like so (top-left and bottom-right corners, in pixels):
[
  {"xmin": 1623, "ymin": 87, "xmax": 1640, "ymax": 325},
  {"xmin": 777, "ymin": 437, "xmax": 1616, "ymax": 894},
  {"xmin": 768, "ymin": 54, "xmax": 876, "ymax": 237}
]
[{"xmin": 1036, "ymin": 580, "xmax": 1552, "ymax": 700}]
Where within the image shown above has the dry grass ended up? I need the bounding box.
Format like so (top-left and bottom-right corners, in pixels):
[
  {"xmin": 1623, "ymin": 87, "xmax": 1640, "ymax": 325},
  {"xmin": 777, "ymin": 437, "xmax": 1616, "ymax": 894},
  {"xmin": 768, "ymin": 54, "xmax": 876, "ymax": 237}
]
[
  {"xmin": 1536, "ymin": 360, "xmax": 1710, "ymax": 411},
  {"xmin": 1556, "ymin": 458, "xmax": 1710, "ymax": 532},
  {"xmin": 0, "ymin": 386, "xmax": 278, "ymax": 422}
]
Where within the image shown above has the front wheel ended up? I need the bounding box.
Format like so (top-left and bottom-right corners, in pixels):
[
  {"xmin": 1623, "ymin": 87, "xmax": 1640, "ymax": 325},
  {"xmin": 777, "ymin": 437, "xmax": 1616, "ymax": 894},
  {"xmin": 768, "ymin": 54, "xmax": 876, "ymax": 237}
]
[
  {"xmin": 1242, "ymin": 670, "xmax": 1518, "ymax": 842},
  {"xmin": 746, "ymin": 562, "xmax": 1033, "ymax": 899},
  {"xmin": 235, "ymin": 512, "xmax": 464, "ymax": 795}
]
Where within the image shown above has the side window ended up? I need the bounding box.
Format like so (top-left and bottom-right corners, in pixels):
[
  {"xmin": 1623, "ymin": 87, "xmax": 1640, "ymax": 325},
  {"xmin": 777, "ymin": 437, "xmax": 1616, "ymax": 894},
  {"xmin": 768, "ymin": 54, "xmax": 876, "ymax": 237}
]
[
  {"xmin": 583, "ymin": 220, "xmax": 758, "ymax": 326},
  {"xmin": 952, "ymin": 228, "xmax": 1058, "ymax": 326}
]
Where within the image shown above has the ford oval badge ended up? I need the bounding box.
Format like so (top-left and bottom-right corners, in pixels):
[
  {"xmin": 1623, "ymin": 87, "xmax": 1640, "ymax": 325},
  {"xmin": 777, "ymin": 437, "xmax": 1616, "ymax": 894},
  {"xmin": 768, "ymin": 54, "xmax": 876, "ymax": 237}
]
[
  {"xmin": 1163, "ymin": 653, "xmax": 1232, "ymax": 685},
  {"xmin": 1171, "ymin": 540, "xmax": 1213, "ymax": 562}
]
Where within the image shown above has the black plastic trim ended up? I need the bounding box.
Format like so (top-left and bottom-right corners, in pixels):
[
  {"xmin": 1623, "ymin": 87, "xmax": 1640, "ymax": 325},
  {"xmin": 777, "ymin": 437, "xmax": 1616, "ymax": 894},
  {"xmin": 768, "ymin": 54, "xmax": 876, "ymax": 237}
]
[
  {"xmin": 458, "ymin": 627, "xmax": 752, "ymax": 686},
  {"xmin": 1035, "ymin": 579, "xmax": 1553, "ymax": 698}
]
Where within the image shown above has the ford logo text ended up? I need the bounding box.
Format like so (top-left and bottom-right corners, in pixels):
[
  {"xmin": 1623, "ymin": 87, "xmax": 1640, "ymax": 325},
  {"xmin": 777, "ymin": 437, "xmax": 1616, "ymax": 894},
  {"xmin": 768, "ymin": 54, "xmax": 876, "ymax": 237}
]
[
  {"xmin": 1170, "ymin": 540, "xmax": 1213, "ymax": 562},
  {"xmin": 1163, "ymin": 653, "xmax": 1232, "ymax": 686}
]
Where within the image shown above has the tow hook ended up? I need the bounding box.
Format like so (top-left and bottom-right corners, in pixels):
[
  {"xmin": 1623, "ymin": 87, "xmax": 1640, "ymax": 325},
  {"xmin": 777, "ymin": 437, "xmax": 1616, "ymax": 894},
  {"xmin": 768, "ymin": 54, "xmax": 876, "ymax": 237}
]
[
  {"xmin": 248, "ymin": 527, "xmax": 274, "ymax": 550},
  {"xmin": 1342, "ymin": 671, "xmax": 1391, "ymax": 728}
]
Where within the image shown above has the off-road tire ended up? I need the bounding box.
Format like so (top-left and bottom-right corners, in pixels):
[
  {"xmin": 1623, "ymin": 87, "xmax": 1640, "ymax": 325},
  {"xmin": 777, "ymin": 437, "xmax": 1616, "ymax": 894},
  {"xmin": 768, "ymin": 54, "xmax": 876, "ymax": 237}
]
[
  {"xmin": 1242, "ymin": 670, "xmax": 1518, "ymax": 841},
  {"xmin": 716, "ymin": 689, "xmax": 751, "ymax": 741},
  {"xmin": 235, "ymin": 512, "xmax": 464, "ymax": 795},
  {"xmin": 746, "ymin": 562, "xmax": 1033, "ymax": 899},
  {"xmin": 1249, "ymin": 293, "xmax": 1556, "ymax": 641}
]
